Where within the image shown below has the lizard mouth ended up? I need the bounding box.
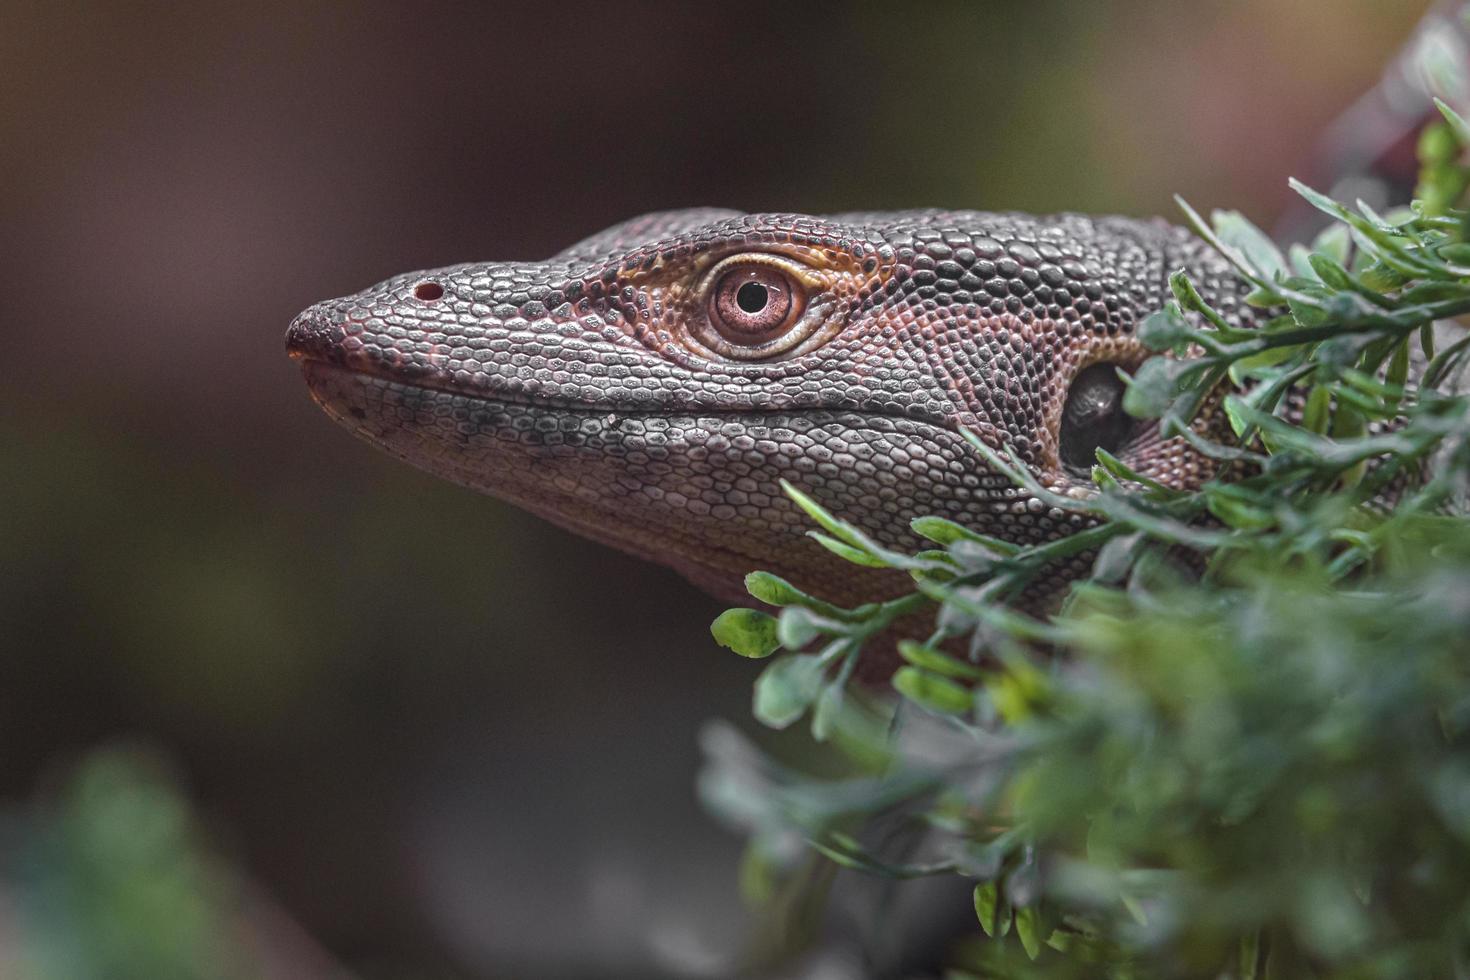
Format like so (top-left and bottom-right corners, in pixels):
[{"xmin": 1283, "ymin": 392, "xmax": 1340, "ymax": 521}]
[
  {"xmin": 296, "ymin": 358, "xmax": 899, "ymax": 595},
  {"xmin": 296, "ymin": 357, "xmax": 967, "ymax": 467},
  {"xmin": 292, "ymin": 351, "xmax": 959, "ymax": 435}
]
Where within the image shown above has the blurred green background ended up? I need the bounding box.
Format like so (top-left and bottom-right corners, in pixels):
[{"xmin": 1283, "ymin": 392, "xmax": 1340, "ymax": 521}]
[{"xmin": 0, "ymin": 1, "xmax": 1430, "ymax": 976}]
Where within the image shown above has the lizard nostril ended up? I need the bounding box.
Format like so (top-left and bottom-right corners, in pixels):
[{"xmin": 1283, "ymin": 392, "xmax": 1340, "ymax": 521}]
[{"xmin": 414, "ymin": 281, "xmax": 444, "ymax": 302}]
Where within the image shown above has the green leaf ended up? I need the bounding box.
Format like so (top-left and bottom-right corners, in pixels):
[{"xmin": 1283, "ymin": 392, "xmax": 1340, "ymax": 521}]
[
  {"xmin": 1239, "ymin": 930, "xmax": 1265, "ymax": 980},
  {"xmin": 911, "ymin": 516, "xmax": 1021, "ymax": 555},
  {"xmin": 1427, "ymin": 332, "xmax": 1470, "ymax": 388},
  {"xmin": 997, "ymin": 892, "xmax": 1013, "ymax": 937},
  {"xmin": 1224, "ymin": 393, "xmax": 1251, "ymax": 438},
  {"xmin": 1121, "ymin": 357, "xmax": 1194, "ymax": 419},
  {"xmin": 744, "ymin": 571, "xmax": 807, "ymax": 607},
  {"xmin": 1015, "ymin": 904, "xmax": 1044, "ymax": 960},
  {"xmin": 710, "ymin": 608, "xmax": 781, "ymax": 659},
  {"xmin": 974, "ymin": 881, "xmax": 999, "ymax": 937},
  {"xmin": 1290, "ymin": 179, "xmax": 1438, "ymax": 281},
  {"xmin": 1228, "ymin": 344, "xmax": 1297, "ymax": 386},
  {"xmin": 1438, "ymin": 242, "xmax": 1470, "ymax": 266},
  {"xmin": 809, "ymin": 530, "xmax": 888, "ymax": 568},
  {"xmin": 1091, "ymin": 531, "xmax": 1141, "ymax": 583},
  {"xmin": 1290, "ymin": 242, "xmax": 1317, "ymax": 280},
  {"xmin": 1421, "ymin": 321, "xmax": 1438, "ymax": 362},
  {"xmin": 898, "ymin": 640, "xmax": 984, "ymax": 680},
  {"xmin": 746, "ymin": 570, "xmax": 859, "ymax": 621},
  {"xmin": 1436, "ymin": 97, "xmax": 1470, "ymax": 150},
  {"xmin": 1244, "ymin": 284, "xmax": 1285, "ymax": 307},
  {"xmin": 776, "ymin": 476, "xmax": 846, "ymax": 531},
  {"xmin": 1302, "ymin": 384, "xmax": 1332, "ymax": 436},
  {"xmin": 783, "ymin": 480, "xmax": 929, "ymax": 570},
  {"xmin": 1213, "ymin": 209, "xmax": 1288, "ymax": 280},
  {"xmin": 892, "ymin": 666, "xmax": 974, "ymax": 715},
  {"xmin": 987, "ymin": 663, "xmax": 1050, "ymax": 723},
  {"xmin": 738, "ymin": 839, "xmax": 781, "ymax": 907},
  {"xmin": 1420, "ymin": 119, "xmax": 1459, "ymax": 166},
  {"xmin": 1397, "ymin": 281, "xmax": 1470, "ymax": 306},
  {"xmin": 1386, "ymin": 338, "xmax": 1410, "ymax": 399},
  {"xmin": 1357, "ymin": 261, "xmax": 1406, "ymax": 292},
  {"xmin": 1170, "ymin": 270, "xmax": 1253, "ymax": 340},
  {"xmin": 753, "ymin": 654, "xmax": 828, "ymax": 729},
  {"xmin": 947, "ymin": 538, "xmax": 1001, "ymax": 574},
  {"xmin": 781, "ymin": 481, "xmax": 860, "ymax": 546},
  {"xmin": 777, "ymin": 606, "xmax": 837, "ymax": 650},
  {"xmin": 810, "ymin": 681, "xmax": 843, "ymax": 742},
  {"xmin": 1093, "ymin": 448, "xmax": 1177, "ymax": 497},
  {"xmin": 1307, "ymin": 252, "xmax": 1353, "ymax": 292},
  {"xmin": 1332, "ymin": 404, "xmax": 1367, "ymax": 440},
  {"xmin": 1311, "ymin": 222, "xmax": 1352, "ymax": 266},
  {"xmin": 1136, "ymin": 306, "xmax": 1196, "ymax": 351},
  {"xmin": 1204, "ymin": 489, "xmax": 1273, "ymax": 532}
]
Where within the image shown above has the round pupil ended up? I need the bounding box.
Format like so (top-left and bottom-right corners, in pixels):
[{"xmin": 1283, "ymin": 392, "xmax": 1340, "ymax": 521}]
[{"xmin": 736, "ymin": 281, "xmax": 769, "ymax": 314}]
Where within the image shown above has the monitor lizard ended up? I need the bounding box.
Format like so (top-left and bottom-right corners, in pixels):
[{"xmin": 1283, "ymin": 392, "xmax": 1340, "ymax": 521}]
[{"xmin": 285, "ymin": 209, "xmax": 1257, "ymax": 640}]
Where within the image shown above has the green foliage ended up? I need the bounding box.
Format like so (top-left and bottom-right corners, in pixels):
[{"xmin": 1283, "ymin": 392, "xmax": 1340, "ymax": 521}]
[
  {"xmin": 705, "ymin": 97, "xmax": 1470, "ymax": 979},
  {"xmin": 5, "ymin": 747, "xmax": 265, "ymax": 980},
  {"xmin": 711, "ymin": 607, "xmax": 781, "ymax": 658}
]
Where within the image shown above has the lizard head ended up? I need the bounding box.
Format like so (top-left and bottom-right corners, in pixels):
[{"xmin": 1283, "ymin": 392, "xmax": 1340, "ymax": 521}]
[{"xmin": 287, "ymin": 209, "xmax": 1250, "ymax": 608}]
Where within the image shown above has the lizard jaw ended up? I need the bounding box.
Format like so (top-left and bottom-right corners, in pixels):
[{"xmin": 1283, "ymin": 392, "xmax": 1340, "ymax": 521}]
[{"xmin": 297, "ymin": 358, "xmax": 922, "ymax": 607}]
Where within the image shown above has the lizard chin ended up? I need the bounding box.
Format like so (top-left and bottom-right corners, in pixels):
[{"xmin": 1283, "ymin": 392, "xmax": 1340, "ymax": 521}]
[{"xmin": 297, "ymin": 359, "xmax": 916, "ymax": 608}]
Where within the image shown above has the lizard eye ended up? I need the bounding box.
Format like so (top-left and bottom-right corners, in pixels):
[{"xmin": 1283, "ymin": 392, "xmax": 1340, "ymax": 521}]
[
  {"xmin": 695, "ymin": 255, "xmax": 813, "ymax": 359},
  {"xmin": 1059, "ymin": 363, "xmax": 1134, "ymax": 474},
  {"xmin": 711, "ymin": 265, "xmax": 799, "ymax": 341}
]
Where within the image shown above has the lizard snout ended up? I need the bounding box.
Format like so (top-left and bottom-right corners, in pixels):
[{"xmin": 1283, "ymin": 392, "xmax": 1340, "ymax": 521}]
[{"xmin": 285, "ymin": 303, "xmax": 346, "ymax": 364}]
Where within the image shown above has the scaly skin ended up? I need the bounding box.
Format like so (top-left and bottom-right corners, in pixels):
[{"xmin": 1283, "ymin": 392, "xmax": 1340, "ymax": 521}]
[{"xmin": 286, "ymin": 209, "xmax": 1255, "ymax": 651}]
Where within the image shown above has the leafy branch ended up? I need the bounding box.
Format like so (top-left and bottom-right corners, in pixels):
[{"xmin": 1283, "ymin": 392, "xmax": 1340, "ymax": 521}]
[{"xmin": 703, "ymin": 100, "xmax": 1470, "ymax": 978}]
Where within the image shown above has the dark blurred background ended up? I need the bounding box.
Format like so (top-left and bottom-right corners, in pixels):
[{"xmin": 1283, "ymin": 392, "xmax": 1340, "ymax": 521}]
[{"xmin": 0, "ymin": 1, "xmax": 1431, "ymax": 976}]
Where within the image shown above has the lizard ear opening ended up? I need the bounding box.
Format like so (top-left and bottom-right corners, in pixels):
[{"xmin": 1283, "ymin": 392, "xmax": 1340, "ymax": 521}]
[{"xmin": 1059, "ymin": 363, "xmax": 1134, "ymax": 475}]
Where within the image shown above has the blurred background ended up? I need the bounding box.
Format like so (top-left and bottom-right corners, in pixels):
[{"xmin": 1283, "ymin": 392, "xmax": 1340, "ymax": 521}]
[{"xmin": 0, "ymin": 1, "xmax": 1434, "ymax": 976}]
